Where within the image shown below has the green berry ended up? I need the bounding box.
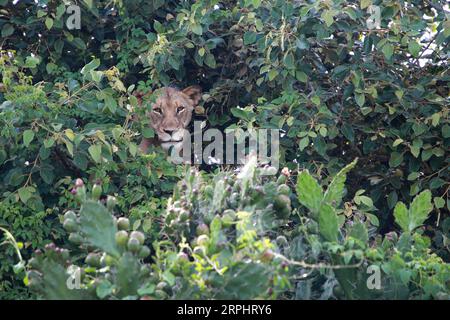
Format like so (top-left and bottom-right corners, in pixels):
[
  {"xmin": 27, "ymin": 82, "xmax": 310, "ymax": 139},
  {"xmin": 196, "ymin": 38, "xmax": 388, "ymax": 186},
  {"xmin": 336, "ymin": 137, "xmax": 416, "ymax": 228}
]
[
  {"xmin": 85, "ymin": 253, "xmax": 101, "ymax": 267},
  {"xmin": 193, "ymin": 246, "xmax": 204, "ymax": 255},
  {"xmin": 102, "ymin": 254, "xmax": 115, "ymax": 266},
  {"xmin": 75, "ymin": 186, "xmax": 86, "ymax": 202},
  {"xmin": 106, "ymin": 195, "xmax": 117, "ymax": 211},
  {"xmin": 115, "ymin": 230, "xmax": 129, "ymax": 247},
  {"xmin": 221, "ymin": 214, "xmax": 234, "ymax": 227},
  {"xmin": 138, "ymin": 245, "xmax": 151, "ymax": 259},
  {"xmin": 261, "ymin": 249, "xmax": 274, "ymax": 262},
  {"xmin": 60, "ymin": 249, "xmax": 70, "ymax": 260},
  {"xmin": 277, "ymin": 184, "xmax": 290, "ymax": 195},
  {"xmin": 63, "ymin": 210, "xmax": 77, "ymax": 221},
  {"xmin": 68, "ymin": 233, "xmax": 83, "ymax": 245},
  {"xmin": 204, "ymin": 185, "xmax": 214, "ymax": 197},
  {"xmin": 127, "ymin": 237, "xmax": 141, "ymax": 253},
  {"xmin": 276, "ymin": 235, "xmax": 288, "ymax": 246},
  {"xmin": 92, "ymin": 184, "xmax": 102, "ymax": 200},
  {"xmin": 274, "ymin": 194, "xmax": 291, "ymax": 208},
  {"xmin": 63, "ymin": 219, "xmax": 78, "ymax": 232},
  {"xmin": 196, "ymin": 235, "xmax": 209, "ymax": 246},
  {"xmin": 117, "ymin": 217, "xmax": 130, "ymax": 231},
  {"xmin": 276, "ymin": 175, "xmax": 287, "ymax": 185},
  {"xmin": 196, "ymin": 223, "xmax": 209, "ymax": 236},
  {"xmin": 177, "ymin": 252, "xmax": 189, "ymax": 262},
  {"xmin": 130, "ymin": 231, "xmax": 145, "ymax": 245}
]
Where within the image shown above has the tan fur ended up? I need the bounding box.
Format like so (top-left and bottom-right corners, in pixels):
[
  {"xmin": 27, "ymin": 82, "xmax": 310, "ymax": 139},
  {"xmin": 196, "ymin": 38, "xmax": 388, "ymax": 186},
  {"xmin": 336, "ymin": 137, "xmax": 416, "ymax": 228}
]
[{"xmin": 139, "ymin": 86, "xmax": 201, "ymax": 153}]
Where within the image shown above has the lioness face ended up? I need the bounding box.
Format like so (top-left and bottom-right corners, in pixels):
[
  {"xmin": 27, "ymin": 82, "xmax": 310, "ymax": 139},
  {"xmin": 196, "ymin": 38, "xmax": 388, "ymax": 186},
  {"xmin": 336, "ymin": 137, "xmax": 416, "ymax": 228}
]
[{"xmin": 147, "ymin": 86, "xmax": 201, "ymax": 150}]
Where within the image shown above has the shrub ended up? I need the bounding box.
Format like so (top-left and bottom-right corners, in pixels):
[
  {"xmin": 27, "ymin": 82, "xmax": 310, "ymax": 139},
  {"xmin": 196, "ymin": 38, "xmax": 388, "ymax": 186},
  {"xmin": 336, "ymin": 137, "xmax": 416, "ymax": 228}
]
[
  {"xmin": 25, "ymin": 159, "xmax": 449, "ymax": 299},
  {"xmin": 0, "ymin": 0, "xmax": 448, "ymax": 299}
]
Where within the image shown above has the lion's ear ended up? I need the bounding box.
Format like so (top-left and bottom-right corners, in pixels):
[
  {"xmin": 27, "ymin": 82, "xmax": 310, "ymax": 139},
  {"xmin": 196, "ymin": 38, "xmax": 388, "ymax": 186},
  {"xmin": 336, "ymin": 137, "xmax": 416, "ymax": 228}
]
[{"xmin": 182, "ymin": 85, "xmax": 202, "ymax": 105}]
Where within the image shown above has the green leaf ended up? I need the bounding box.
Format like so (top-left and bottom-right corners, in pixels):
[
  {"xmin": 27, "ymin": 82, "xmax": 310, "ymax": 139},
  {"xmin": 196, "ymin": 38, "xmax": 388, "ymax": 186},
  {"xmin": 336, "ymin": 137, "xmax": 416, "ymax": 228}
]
[
  {"xmin": 394, "ymin": 202, "xmax": 409, "ymax": 232},
  {"xmin": 355, "ymin": 93, "xmax": 365, "ymax": 107},
  {"xmin": 410, "ymin": 145, "xmax": 420, "ymax": 158},
  {"xmin": 37, "ymin": 10, "xmax": 46, "ymax": 18},
  {"xmin": 311, "ymin": 96, "xmax": 321, "ymax": 106},
  {"xmin": 1, "ymin": 24, "xmax": 14, "ymax": 37},
  {"xmin": 64, "ymin": 139, "xmax": 74, "ymax": 157},
  {"xmin": 407, "ymin": 172, "xmax": 419, "ymax": 181},
  {"xmin": 18, "ymin": 186, "xmax": 34, "ymax": 204},
  {"xmin": 55, "ymin": 4, "xmax": 66, "ymax": 18},
  {"xmin": 296, "ymin": 170, "xmax": 323, "ymax": 213},
  {"xmin": 431, "ymin": 113, "xmax": 440, "ymax": 127},
  {"xmin": 389, "ymin": 152, "xmax": 403, "ymax": 167},
  {"xmin": 129, "ymin": 143, "xmax": 138, "ymax": 157},
  {"xmin": 25, "ymin": 56, "xmax": 40, "ymax": 68},
  {"xmin": 341, "ymin": 123, "xmax": 354, "ymax": 142},
  {"xmin": 215, "ymin": 262, "xmax": 270, "ymax": 299},
  {"xmin": 408, "ymin": 190, "xmax": 433, "ymax": 231},
  {"xmin": 191, "ymin": 23, "xmax": 202, "ymax": 35},
  {"xmin": 295, "ymin": 71, "xmax": 308, "ymax": 83},
  {"xmin": 322, "ymin": 10, "xmax": 335, "ymax": 27},
  {"xmin": 23, "ymin": 129, "xmax": 35, "ymax": 148},
  {"xmin": 81, "ymin": 59, "xmax": 100, "ymax": 75},
  {"xmin": 387, "ymin": 191, "xmax": 398, "ymax": 209},
  {"xmin": 268, "ymin": 69, "xmax": 278, "ymax": 81},
  {"xmin": 40, "ymin": 164, "xmax": 55, "ymax": 184},
  {"xmin": 323, "ymin": 159, "xmax": 358, "ymax": 207},
  {"xmin": 96, "ymin": 280, "xmax": 114, "ymax": 299},
  {"xmin": 153, "ymin": 20, "xmax": 164, "ymax": 33},
  {"xmin": 71, "ymin": 38, "xmax": 86, "ymax": 50},
  {"xmin": 39, "ymin": 259, "xmax": 93, "ymax": 299},
  {"xmin": 90, "ymin": 70, "xmax": 103, "ymax": 83},
  {"xmin": 434, "ymin": 197, "xmax": 445, "ymax": 209},
  {"xmin": 283, "ymin": 53, "xmax": 295, "ymax": 69},
  {"xmin": 116, "ymin": 253, "xmax": 141, "ymax": 297},
  {"xmin": 393, "ymin": 138, "xmax": 403, "ymax": 147},
  {"xmin": 243, "ymin": 31, "xmax": 257, "ymax": 45},
  {"xmin": 137, "ymin": 283, "xmax": 155, "ymax": 296},
  {"xmin": 64, "ymin": 129, "xmax": 75, "ymax": 141},
  {"xmin": 358, "ymin": 195, "xmax": 373, "ymax": 207},
  {"xmin": 429, "ymin": 178, "xmax": 445, "ymax": 190},
  {"xmin": 163, "ymin": 270, "xmax": 176, "ymax": 286},
  {"xmin": 318, "ymin": 204, "xmax": 339, "ymax": 242},
  {"xmin": 142, "ymin": 127, "xmax": 155, "ymax": 139},
  {"xmin": 45, "ymin": 17, "xmax": 54, "ymax": 30},
  {"xmin": 399, "ymin": 269, "xmax": 411, "ymax": 286},
  {"xmin": 88, "ymin": 144, "xmax": 102, "ymax": 163},
  {"xmin": 394, "ymin": 190, "xmax": 433, "ymax": 232},
  {"xmin": 361, "ymin": 0, "xmax": 372, "ymax": 9},
  {"xmin": 442, "ymin": 125, "xmax": 450, "ymax": 138},
  {"xmin": 382, "ymin": 43, "xmax": 394, "ymax": 60},
  {"xmin": 408, "ymin": 40, "xmax": 421, "ymax": 57},
  {"xmin": 299, "ymin": 136, "xmax": 309, "ymax": 151},
  {"xmin": 204, "ymin": 54, "xmax": 216, "ymax": 68},
  {"xmin": 79, "ymin": 201, "xmax": 120, "ymax": 257}
]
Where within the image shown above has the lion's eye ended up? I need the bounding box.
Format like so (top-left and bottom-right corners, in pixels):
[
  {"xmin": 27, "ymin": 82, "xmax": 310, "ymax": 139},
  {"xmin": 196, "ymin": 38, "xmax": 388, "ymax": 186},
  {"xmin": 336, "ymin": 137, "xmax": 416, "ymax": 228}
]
[
  {"xmin": 153, "ymin": 107, "xmax": 162, "ymax": 114},
  {"xmin": 177, "ymin": 106, "xmax": 185, "ymax": 114}
]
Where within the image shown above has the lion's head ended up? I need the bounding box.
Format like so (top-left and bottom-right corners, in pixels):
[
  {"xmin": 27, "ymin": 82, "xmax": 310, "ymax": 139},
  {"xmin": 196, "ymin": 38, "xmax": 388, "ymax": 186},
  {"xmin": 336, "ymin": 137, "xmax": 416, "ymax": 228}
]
[{"xmin": 144, "ymin": 86, "xmax": 201, "ymax": 150}]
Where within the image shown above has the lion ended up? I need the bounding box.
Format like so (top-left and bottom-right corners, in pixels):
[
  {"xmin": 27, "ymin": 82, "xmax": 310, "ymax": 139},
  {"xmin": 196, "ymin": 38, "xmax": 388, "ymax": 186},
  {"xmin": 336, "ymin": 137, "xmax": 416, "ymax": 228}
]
[{"xmin": 138, "ymin": 85, "xmax": 202, "ymax": 154}]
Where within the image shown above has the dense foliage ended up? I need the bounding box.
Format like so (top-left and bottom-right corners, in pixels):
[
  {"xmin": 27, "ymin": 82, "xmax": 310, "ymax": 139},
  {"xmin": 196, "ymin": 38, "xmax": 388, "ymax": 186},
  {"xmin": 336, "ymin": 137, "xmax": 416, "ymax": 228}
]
[{"xmin": 0, "ymin": 0, "xmax": 448, "ymax": 299}]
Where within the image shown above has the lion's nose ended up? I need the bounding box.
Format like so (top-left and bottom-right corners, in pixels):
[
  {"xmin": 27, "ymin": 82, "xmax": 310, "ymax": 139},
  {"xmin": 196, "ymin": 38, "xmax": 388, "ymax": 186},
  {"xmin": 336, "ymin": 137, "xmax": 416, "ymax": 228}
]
[{"xmin": 163, "ymin": 129, "xmax": 175, "ymax": 136}]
